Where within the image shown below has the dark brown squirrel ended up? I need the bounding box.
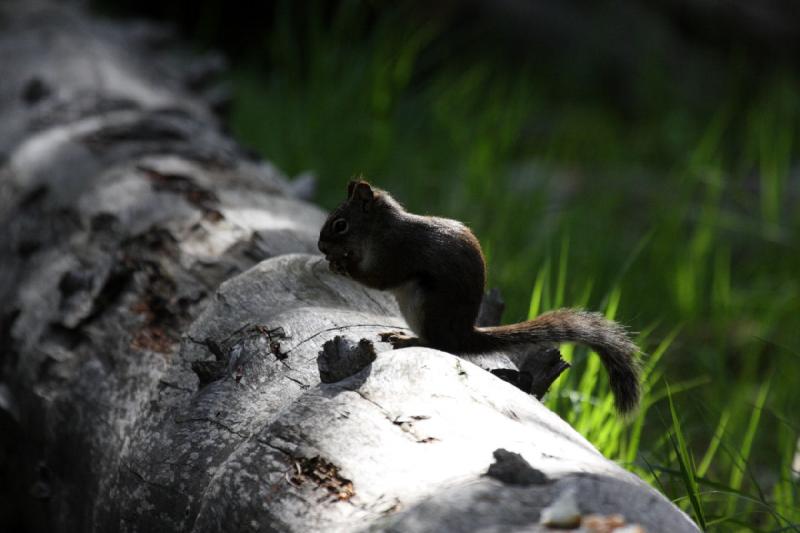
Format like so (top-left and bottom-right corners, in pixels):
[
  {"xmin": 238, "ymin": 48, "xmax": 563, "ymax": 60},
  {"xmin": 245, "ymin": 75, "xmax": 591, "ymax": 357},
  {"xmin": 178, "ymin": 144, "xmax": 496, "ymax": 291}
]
[{"xmin": 317, "ymin": 180, "xmax": 641, "ymax": 414}]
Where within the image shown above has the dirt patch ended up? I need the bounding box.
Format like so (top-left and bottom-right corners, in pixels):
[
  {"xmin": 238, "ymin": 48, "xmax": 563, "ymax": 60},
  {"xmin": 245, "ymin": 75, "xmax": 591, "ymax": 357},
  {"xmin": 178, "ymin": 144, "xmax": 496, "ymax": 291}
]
[{"xmin": 287, "ymin": 456, "xmax": 355, "ymax": 503}]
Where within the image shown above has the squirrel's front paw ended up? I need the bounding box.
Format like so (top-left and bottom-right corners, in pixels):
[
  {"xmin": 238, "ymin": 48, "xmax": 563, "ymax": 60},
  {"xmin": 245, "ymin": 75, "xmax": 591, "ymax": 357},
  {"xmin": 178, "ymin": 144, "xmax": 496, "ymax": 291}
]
[{"xmin": 378, "ymin": 331, "xmax": 421, "ymax": 349}]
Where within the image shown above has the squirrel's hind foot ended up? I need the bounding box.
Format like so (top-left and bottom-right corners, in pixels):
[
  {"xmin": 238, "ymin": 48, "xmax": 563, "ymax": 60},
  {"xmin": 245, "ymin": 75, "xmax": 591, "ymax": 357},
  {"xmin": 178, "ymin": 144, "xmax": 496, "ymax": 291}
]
[{"xmin": 378, "ymin": 331, "xmax": 421, "ymax": 349}]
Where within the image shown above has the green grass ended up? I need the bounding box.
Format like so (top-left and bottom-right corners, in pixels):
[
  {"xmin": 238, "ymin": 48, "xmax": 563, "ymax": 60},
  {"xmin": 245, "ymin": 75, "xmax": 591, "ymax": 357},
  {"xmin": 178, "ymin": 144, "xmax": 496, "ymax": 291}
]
[
  {"xmin": 227, "ymin": 3, "xmax": 799, "ymax": 530},
  {"xmin": 668, "ymin": 383, "xmax": 707, "ymax": 529}
]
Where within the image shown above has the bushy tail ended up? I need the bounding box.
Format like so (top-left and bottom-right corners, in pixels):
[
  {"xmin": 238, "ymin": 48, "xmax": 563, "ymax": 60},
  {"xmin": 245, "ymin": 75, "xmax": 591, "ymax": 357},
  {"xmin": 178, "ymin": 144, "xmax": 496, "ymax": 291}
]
[{"xmin": 467, "ymin": 309, "xmax": 641, "ymax": 414}]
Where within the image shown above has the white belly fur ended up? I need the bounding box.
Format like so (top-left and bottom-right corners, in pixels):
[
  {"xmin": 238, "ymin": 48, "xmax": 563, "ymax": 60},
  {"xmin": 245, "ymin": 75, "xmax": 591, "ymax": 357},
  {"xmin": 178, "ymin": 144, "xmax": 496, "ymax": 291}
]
[{"xmin": 391, "ymin": 281, "xmax": 425, "ymax": 336}]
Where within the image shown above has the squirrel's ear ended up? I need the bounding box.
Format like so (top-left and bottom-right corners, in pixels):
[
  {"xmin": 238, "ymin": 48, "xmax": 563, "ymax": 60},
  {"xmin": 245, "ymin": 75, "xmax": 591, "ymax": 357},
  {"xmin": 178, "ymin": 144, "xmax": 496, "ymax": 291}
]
[
  {"xmin": 346, "ymin": 180, "xmax": 358, "ymax": 199},
  {"xmin": 351, "ymin": 181, "xmax": 375, "ymax": 211}
]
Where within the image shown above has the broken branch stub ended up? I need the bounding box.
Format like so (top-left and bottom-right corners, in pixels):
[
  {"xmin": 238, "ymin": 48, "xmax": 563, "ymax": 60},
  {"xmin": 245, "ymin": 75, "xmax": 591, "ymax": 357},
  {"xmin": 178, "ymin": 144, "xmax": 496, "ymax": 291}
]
[{"xmin": 317, "ymin": 336, "xmax": 377, "ymax": 384}]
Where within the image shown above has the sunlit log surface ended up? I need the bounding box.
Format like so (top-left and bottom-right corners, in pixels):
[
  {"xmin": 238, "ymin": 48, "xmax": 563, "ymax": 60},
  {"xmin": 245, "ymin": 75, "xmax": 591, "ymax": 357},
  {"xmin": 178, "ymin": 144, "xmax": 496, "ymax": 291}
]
[{"xmin": 0, "ymin": 1, "xmax": 699, "ymax": 532}]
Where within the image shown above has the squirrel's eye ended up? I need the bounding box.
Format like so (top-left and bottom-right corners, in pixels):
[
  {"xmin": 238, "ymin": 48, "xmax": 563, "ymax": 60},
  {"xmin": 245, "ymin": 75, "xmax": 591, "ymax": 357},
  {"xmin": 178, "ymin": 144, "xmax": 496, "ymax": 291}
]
[{"xmin": 332, "ymin": 218, "xmax": 349, "ymax": 234}]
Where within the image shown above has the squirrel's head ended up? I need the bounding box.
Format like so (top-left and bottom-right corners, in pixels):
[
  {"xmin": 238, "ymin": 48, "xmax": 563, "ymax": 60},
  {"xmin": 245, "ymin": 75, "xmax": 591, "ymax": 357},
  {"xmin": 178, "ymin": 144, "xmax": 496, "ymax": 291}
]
[{"xmin": 318, "ymin": 180, "xmax": 388, "ymax": 275}]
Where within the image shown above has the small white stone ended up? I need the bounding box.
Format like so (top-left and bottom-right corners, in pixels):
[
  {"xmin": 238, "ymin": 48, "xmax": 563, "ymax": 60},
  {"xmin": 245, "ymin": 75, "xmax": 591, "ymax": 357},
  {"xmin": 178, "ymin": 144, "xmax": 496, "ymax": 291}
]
[
  {"xmin": 540, "ymin": 487, "xmax": 581, "ymax": 528},
  {"xmin": 614, "ymin": 525, "xmax": 647, "ymax": 533}
]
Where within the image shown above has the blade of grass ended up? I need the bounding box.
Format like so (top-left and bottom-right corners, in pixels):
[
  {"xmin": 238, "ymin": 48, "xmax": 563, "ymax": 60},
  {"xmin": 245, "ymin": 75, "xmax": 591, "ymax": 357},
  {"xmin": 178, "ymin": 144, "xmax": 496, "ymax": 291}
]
[
  {"xmin": 554, "ymin": 234, "xmax": 569, "ymax": 309},
  {"xmin": 667, "ymin": 382, "xmax": 707, "ymax": 529},
  {"xmin": 527, "ymin": 257, "xmax": 551, "ymax": 319},
  {"xmin": 697, "ymin": 409, "xmax": 732, "ymax": 478},
  {"xmin": 727, "ymin": 378, "xmax": 771, "ymax": 515}
]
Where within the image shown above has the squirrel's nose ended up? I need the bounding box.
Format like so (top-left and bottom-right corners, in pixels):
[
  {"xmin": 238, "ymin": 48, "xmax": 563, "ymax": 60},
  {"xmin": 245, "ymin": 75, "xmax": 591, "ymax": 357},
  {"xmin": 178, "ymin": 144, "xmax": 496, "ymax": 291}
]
[{"xmin": 318, "ymin": 240, "xmax": 329, "ymax": 255}]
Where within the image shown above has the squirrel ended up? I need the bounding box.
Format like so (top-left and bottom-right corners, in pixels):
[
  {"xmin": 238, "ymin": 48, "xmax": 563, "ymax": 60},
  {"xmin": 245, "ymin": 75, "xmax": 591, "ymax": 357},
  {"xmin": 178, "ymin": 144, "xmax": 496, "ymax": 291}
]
[{"xmin": 317, "ymin": 180, "xmax": 641, "ymax": 414}]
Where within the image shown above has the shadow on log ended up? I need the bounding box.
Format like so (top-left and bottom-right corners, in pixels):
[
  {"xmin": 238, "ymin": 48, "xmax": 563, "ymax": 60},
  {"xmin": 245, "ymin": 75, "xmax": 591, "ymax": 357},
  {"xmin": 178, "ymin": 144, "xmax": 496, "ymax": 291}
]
[{"xmin": 0, "ymin": 1, "xmax": 698, "ymax": 532}]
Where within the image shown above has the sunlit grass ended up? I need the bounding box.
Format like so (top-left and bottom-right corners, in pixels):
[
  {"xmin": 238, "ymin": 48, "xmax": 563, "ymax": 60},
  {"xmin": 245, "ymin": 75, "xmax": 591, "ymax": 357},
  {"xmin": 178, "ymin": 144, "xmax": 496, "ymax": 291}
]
[{"xmin": 523, "ymin": 239, "xmax": 798, "ymax": 530}]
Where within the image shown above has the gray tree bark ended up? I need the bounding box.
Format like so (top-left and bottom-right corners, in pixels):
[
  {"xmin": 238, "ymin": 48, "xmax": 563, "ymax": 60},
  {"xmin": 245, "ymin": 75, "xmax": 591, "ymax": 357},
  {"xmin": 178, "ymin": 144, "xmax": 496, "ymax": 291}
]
[{"xmin": 0, "ymin": 1, "xmax": 699, "ymax": 532}]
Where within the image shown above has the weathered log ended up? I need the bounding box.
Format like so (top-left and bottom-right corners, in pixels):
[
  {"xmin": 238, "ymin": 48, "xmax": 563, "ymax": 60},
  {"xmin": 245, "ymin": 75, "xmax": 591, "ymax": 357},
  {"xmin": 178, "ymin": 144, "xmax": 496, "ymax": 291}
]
[{"xmin": 0, "ymin": 1, "xmax": 699, "ymax": 532}]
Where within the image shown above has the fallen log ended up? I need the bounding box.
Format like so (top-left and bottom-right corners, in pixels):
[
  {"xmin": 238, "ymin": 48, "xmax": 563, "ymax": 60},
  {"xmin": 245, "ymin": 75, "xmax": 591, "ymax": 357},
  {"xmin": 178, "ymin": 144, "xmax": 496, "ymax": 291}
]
[{"xmin": 0, "ymin": 1, "xmax": 698, "ymax": 531}]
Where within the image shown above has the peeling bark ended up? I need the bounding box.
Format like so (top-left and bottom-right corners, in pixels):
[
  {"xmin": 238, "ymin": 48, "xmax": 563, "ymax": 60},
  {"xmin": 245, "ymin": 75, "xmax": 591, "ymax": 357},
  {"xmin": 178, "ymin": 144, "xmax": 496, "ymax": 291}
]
[{"xmin": 0, "ymin": 1, "xmax": 699, "ymax": 532}]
